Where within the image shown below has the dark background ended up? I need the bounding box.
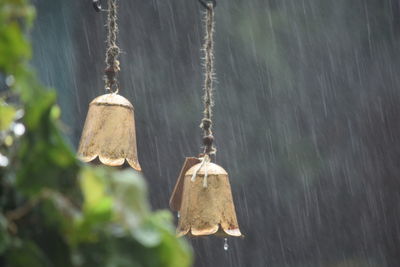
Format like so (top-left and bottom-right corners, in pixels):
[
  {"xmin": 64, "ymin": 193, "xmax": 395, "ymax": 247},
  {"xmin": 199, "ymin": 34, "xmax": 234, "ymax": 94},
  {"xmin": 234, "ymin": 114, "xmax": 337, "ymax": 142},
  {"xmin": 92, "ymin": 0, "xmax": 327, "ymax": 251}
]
[{"xmin": 31, "ymin": 0, "xmax": 400, "ymax": 266}]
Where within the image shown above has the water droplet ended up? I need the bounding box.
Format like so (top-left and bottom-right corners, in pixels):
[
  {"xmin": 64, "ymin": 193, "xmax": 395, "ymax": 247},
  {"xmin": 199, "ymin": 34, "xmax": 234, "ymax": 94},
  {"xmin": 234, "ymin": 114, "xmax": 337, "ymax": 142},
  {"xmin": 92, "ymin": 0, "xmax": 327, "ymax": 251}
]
[
  {"xmin": 223, "ymin": 238, "xmax": 228, "ymax": 251},
  {"xmin": 0, "ymin": 153, "xmax": 9, "ymax": 167},
  {"xmin": 13, "ymin": 123, "xmax": 25, "ymax": 136}
]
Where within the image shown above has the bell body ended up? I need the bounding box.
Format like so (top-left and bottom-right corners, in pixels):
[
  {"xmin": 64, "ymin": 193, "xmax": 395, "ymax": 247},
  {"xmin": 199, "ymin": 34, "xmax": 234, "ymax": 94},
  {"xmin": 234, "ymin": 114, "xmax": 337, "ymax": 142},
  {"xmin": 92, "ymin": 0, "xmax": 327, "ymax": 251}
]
[
  {"xmin": 176, "ymin": 162, "xmax": 242, "ymax": 237},
  {"xmin": 78, "ymin": 93, "xmax": 141, "ymax": 171}
]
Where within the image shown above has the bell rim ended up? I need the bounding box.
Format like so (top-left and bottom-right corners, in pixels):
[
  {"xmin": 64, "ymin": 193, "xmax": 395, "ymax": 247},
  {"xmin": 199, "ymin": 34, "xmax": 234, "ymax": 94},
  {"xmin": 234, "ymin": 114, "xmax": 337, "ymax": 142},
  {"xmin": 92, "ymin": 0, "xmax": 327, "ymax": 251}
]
[
  {"xmin": 177, "ymin": 224, "xmax": 242, "ymax": 238},
  {"xmin": 78, "ymin": 154, "xmax": 142, "ymax": 171}
]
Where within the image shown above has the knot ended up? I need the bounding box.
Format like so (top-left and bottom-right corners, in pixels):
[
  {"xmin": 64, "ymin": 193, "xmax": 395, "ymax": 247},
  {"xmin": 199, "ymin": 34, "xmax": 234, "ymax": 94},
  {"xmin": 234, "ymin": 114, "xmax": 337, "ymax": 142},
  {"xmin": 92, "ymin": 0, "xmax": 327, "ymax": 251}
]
[
  {"xmin": 203, "ymin": 135, "xmax": 214, "ymax": 147},
  {"xmin": 105, "ymin": 81, "xmax": 119, "ymax": 94},
  {"xmin": 105, "ymin": 60, "xmax": 120, "ymax": 74},
  {"xmin": 200, "ymin": 118, "xmax": 212, "ymax": 131},
  {"xmin": 204, "ymin": 145, "xmax": 216, "ymax": 156},
  {"xmin": 107, "ymin": 45, "xmax": 120, "ymax": 57}
]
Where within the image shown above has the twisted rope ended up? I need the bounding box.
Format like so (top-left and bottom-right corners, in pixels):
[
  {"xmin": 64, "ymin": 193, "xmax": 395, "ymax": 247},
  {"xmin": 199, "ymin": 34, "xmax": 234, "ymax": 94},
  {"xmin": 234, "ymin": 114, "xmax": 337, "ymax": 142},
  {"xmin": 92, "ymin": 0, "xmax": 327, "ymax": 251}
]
[
  {"xmin": 104, "ymin": 0, "xmax": 120, "ymax": 93},
  {"xmin": 200, "ymin": 3, "xmax": 216, "ymax": 156},
  {"xmin": 190, "ymin": 3, "xmax": 216, "ymax": 188}
]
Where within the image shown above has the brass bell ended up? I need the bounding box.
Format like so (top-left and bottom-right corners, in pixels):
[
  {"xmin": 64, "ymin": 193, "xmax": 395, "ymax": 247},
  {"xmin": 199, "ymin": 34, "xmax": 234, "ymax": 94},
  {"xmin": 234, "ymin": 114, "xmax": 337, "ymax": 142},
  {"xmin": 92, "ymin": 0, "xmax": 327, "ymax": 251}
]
[
  {"xmin": 171, "ymin": 158, "xmax": 242, "ymax": 237},
  {"xmin": 77, "ymin": 93, "xmax": 141, "ymax": 171}
]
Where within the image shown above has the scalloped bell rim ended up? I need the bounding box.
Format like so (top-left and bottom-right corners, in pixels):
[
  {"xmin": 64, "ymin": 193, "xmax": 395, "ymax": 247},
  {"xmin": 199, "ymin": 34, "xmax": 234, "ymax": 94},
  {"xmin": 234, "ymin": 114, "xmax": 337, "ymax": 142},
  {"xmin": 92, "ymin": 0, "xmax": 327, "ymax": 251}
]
[
  {"xmin": 78, "ymin": 154, "xmax": 142, "ymax": 171},
  {"xmin": 177, "ymin": 224, "xmax": 242, "ymax": 238}
]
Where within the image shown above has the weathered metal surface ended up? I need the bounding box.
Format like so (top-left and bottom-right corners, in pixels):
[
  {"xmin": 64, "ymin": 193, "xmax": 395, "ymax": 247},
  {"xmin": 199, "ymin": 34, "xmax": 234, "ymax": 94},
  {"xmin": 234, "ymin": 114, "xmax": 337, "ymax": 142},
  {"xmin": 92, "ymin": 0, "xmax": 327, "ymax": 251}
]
[
  {"xmin": 176, "ymin": 162, "xmax": 242, "ymax": 237},
  {"xmin": 77, "ymin": 93, "xmax": 141, "ymax": 171}
]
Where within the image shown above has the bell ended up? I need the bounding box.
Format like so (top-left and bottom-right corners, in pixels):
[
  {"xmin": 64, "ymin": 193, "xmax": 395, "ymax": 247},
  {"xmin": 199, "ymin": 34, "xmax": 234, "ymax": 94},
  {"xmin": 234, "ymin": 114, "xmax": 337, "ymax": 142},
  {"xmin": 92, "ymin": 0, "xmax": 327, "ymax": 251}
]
[
  {"xmin": 77, "ymin": 93, "xmax": 141, "ymax": 171},
  {"xmin": 173, "ymin": 160, "xmax": 242, "ymax": 237}
]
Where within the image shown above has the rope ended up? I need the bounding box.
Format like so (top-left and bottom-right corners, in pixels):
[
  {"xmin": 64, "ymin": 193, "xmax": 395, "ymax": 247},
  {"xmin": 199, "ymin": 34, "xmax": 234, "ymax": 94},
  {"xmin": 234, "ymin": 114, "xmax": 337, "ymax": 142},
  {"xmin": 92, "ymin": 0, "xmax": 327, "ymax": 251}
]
[
  {"xmin": 104, "ymin": 0, "xmax": 120, "ymax": 93},
  {"xmin": 200, "ymin": 3, "xmax": 216, "ymax": 156},
  {"xmin": 191, "ymin": 154, "xmax": 211, "ymax": 188},
  {"xmin": 190, "ymin": 3, "xmax": 216, "ymax": 188}
]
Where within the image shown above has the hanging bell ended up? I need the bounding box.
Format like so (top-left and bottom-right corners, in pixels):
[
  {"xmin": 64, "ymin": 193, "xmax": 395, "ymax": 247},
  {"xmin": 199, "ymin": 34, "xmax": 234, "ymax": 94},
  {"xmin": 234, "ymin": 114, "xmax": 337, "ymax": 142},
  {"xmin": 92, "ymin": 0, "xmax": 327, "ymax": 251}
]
[
  {"xmin": 173, "ymin": 160, "xmax": 242, "ymax": 237},
  {"xmin": 77, "ymin": 93, "xmax": 141, "ymax": 171}
]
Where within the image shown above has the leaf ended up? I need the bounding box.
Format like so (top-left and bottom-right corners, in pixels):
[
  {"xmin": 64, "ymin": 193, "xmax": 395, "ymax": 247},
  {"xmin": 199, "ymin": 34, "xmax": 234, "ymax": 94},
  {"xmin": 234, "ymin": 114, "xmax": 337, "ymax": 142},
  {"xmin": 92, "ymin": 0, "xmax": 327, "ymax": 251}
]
[
  {"xmin": 108, "ymin": 170, "xmax": 150, "ymax": 228},
  {"xmin": 0, "ymin": 100, "xmax": 16, "ymax": 131},
  {"xmin": 132, "ymin": 221, "xmax": 162, "ymax": 248},
  {"xmin": 80, "ymin": 167, "xmax": 113, "ymax": 221},
  {"xmin": 0, "ymin": 214, "xmax": 10, "ymax": 254},
  {"xmin": 15, "ymin": 91, "xmax": 79, "ymax": 195},
  {"xmin": 6, "ymin": 241, "xmax": 50, "ymax": 267},
  {"xmin": 148, "ymin": 211, "xmax": 193, "ymax": 267},
  {"xmin": 23, "ymin": 91, "xmax": 55, "ymax": 130},
  {"xmin": 0, "ymin": 23, "xmax": 31, "ymax": 74}
]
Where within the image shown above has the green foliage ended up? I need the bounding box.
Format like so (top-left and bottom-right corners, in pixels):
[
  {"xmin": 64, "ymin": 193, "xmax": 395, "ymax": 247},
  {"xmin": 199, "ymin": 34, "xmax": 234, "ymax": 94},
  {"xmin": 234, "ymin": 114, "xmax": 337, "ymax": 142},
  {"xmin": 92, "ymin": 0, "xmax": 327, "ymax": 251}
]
[
  {"xmin": 0, "ymin": 0, "xmax": 192, "ymax": 266},
  {"xmin": 0, "ymin": 100, "xmax": 15, "ymax": 131}
]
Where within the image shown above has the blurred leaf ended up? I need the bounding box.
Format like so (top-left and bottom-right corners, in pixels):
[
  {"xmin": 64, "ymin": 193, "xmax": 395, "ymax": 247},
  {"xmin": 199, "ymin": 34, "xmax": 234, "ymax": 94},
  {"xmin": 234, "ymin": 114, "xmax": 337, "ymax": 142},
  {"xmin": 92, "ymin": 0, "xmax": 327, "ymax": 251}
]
[
  {"xmin": 108, "ymin": 170, "xmax": 150, "ymax": 226},
  {"xmin": 6, "ymin": 241, "xmax": 50, "ymax": 267},
  {"xmin": 80, "ymin": 167, "xmax": 113, "ymax": 219},
  {"xmin": 132, "ymin": 220, "xmax": 162, "ymax": 248},
  {"xmin": 16, "ymin": 92, "xmax": 79, "ymax": 195},
  {"xmin": 148, "ymin": 211, "xmax": 192, "ymax": 267},
  {"xmin": 0, "ymin": 22, "xmax": 31, "ymax": 74},
  {"xmin": 23, "ymin": 91, "xmax": 55, "ymax": 130},
  {"xmin": 0, "ymin": 214, "xmax": 9, "ymax": 254},
  {"xmin": 0, "ymin": 100, "xmax": 16, "ymax": 131}
]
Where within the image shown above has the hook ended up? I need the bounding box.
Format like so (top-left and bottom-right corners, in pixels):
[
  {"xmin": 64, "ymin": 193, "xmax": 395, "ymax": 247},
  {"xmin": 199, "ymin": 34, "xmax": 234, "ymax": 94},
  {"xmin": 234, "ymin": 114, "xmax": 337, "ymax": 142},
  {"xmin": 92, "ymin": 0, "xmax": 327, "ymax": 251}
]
[
  {"xmin": 93, "ymin": 0, "xmax": 104, "ymax": 12},
  {"xmin": 198, "ymin": 0, "xmax": 216, "ymax": 10}
]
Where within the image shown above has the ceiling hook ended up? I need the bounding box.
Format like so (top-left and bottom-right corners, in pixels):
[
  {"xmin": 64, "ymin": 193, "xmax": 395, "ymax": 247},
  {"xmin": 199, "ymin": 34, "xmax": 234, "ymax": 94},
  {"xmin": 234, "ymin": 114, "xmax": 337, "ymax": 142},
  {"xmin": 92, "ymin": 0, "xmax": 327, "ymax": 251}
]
[
  {"xmin": 93, "ymin": 0, "xmax": 105, "ymax": 12},
  {"xmin": 198, "ymin": 0, "xmax": 216, "ymax": 10}
]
